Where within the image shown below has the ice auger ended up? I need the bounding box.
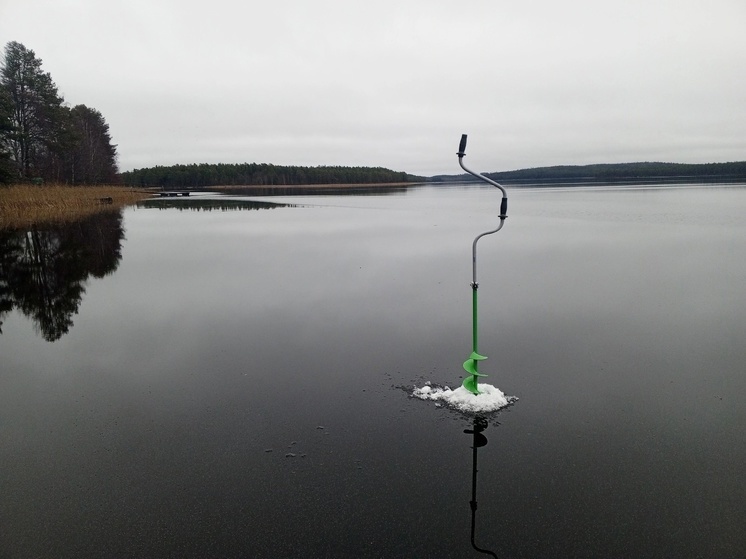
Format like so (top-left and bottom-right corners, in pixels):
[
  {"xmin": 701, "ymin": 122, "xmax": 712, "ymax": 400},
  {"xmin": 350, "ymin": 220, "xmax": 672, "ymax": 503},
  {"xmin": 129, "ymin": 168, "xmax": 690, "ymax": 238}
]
[{"xmin": 457, "ymin": 134, "xmax": 508, "ymax": 395}]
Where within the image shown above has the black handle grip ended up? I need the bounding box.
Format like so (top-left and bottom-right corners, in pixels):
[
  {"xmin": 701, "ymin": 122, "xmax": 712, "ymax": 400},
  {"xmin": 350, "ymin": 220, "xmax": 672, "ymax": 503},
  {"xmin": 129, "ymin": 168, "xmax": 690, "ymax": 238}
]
[
  {"xmin": 458, "ymin": 134, "xmax": 468, "ymax": 155},
  {"xmin": 500, "ymin": 197, "xmax": 508, "ymax": 217}
]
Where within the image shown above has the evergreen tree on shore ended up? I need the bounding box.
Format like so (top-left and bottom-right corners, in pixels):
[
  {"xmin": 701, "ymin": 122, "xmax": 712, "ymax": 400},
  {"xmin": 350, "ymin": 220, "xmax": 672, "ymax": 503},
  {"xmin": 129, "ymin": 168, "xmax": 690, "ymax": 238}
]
[{"xmin": 0, "ymin": 41, "xmax": 118, "ymax": 184}]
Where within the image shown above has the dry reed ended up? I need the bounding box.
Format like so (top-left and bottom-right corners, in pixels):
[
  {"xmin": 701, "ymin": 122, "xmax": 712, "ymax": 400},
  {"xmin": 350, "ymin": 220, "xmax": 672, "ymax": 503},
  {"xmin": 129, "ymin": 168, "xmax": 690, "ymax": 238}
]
[{"xmin": 0, "ymin": 184, "xmax": 154, "ymax": 229}]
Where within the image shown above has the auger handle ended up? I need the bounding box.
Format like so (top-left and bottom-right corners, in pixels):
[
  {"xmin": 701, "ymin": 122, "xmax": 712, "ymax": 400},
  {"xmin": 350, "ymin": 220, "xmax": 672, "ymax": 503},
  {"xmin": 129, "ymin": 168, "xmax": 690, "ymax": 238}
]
[
  {"xmin": 458, "ymin": 134, "xmax": 468, "ymax": 157},
  {"xmin": 456, "ymin": 134, "xmax": 508, "ymax": 216}
]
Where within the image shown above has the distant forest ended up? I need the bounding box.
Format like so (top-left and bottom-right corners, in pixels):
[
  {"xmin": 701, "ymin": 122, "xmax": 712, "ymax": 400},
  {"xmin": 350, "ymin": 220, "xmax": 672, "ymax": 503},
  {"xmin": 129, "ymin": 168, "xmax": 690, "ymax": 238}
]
[
  {"xmin": 121, "ymin": 163, "xmax": 423, "ymax": 188},
  {"xmin": 431, "ymin": 161, "xmax": 746, "ymax": 185}
]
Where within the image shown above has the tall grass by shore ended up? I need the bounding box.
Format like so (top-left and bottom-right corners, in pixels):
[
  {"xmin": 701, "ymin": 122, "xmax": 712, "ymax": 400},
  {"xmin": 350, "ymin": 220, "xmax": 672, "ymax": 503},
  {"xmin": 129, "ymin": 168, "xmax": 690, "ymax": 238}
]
[{"xmin": 0, "ymin": 184, "xmax": 153, "ymax": 229}]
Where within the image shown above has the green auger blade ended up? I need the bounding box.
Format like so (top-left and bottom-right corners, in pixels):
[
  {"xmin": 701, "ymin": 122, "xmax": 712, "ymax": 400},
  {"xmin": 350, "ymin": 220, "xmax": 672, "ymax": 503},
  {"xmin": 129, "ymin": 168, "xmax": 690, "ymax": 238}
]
[
  {"xmin": 463, "ymin": 375, "xmax": 479, "ymax": 395},
  {"xmin": 463, "ymin": 351, "xmax": 488, "ymax": 395},
  {"xmin": 463, "ymin": 358, "xmax": 488, "ymax": 376}
]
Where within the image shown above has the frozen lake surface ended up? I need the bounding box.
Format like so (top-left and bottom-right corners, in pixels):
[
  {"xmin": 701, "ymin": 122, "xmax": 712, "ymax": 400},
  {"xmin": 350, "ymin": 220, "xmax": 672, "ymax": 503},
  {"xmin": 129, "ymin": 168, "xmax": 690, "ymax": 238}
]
[{"xmin": 2, "ymin": 184, "xmax": 745, "ymax": 557}]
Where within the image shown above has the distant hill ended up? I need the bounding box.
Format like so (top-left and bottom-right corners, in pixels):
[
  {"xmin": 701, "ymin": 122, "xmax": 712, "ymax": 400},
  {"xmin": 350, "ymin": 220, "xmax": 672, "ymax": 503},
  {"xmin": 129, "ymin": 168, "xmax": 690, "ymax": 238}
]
[{"xmin": 430, "ymin": 161, "xmax": 746, "ymax": 185}]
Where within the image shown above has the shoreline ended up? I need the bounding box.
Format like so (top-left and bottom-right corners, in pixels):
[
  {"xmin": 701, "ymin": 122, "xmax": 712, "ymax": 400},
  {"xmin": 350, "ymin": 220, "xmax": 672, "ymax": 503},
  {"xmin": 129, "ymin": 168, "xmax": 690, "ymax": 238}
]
[{"xmin": 0, "ymin": 184, "xmax": 153, "ymax": 229}]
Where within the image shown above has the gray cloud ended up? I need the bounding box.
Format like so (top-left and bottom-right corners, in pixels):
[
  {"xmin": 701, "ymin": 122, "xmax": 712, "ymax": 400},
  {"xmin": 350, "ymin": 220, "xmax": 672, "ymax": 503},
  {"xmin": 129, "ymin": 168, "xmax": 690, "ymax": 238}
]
[{"xmin": 3, "ymin": 0, "xmax": 745, "ymax": 175}]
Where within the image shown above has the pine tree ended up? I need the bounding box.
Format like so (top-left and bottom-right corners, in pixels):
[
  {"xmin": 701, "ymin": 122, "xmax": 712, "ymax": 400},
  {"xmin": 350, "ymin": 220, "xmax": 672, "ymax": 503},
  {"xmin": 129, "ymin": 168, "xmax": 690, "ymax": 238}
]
[{"xmin": 0, "ymin": 41, "xmax": 67, "ymax": 181}]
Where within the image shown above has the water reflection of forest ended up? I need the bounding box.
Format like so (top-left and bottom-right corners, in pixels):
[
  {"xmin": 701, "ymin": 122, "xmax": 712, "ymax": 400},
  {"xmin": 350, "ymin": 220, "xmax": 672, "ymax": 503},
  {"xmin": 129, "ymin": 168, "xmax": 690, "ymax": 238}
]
[{"xmin": 0, "ymin": 210, "xmax": 124, "ymax": 341}]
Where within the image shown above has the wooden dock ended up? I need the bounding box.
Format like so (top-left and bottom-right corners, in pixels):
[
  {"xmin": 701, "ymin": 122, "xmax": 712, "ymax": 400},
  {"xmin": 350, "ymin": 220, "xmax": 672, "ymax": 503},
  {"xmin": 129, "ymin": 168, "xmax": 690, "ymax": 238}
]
[{"xmin": 158, "ymin": 191, "xmax": 191, "ymax": 197}]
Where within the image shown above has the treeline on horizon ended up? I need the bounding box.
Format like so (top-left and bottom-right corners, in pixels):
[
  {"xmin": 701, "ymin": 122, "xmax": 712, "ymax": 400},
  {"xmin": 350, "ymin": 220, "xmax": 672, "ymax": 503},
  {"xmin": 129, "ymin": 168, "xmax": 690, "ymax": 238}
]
[
  {"xmin": 112, "ymin": 160, "xmax": 746, "ymax": 189},
  {"xmin": 0, "ymin": 42, "xmax": 118, "ymax": 185},
  {"xmin": 121, "ymin": 163, "xmax": 423, "ymax": 188},
  {"xmin": 431, "ymin": 161, "xmax": 746, "ymax": 184}
]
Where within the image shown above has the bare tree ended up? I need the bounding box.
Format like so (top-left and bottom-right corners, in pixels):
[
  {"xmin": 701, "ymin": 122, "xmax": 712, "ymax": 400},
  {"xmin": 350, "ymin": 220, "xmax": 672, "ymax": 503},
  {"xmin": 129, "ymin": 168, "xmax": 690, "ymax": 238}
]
[{"xmin": 69, "ymin": 105, "xmax": 118, "ymax": 184}]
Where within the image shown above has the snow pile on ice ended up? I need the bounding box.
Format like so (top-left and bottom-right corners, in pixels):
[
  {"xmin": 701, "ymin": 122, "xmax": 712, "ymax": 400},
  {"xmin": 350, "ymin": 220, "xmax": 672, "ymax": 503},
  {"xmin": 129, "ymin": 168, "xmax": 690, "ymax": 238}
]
[{"xmin": 412, "ymin": 382, "xmax": 515, "ymax": 414}]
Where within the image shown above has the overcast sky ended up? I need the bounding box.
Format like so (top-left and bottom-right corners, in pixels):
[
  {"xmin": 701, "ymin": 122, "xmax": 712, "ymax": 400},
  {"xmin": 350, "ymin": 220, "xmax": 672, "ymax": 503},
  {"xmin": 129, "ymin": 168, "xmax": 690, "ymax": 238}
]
[{"xmin": 2, "ymin": 0, "xmax": 745, "ymax": 176}]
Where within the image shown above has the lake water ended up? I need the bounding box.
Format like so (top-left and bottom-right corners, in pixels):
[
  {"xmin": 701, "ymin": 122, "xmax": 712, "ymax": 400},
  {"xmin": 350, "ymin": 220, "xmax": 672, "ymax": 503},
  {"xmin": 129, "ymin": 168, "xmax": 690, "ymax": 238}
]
[{"xmin": 1, "ymin": 184, "xmax": 745, "ymax": 558}]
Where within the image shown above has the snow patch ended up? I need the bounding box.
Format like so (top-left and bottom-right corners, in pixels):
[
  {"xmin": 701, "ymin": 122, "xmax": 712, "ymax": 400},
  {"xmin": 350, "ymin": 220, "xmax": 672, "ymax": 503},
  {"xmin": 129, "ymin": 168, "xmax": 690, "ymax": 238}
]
[{"xmin": 412, "ymin": 382, "xmax": 516, "ymax": 414}]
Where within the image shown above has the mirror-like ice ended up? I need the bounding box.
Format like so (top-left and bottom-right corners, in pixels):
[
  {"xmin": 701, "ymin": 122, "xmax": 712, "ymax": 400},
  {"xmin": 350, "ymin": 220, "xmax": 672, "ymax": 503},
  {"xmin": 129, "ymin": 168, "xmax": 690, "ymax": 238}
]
[{"xmin": 3, "ymin": 184, "xmax": 746, "ymax": 558}]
